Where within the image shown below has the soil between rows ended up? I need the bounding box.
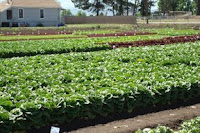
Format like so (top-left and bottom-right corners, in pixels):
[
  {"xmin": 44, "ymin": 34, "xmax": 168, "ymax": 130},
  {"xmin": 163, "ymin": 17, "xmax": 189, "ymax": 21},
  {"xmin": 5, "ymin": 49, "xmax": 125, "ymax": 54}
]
[
  {"xmin": 69, "ymin": 102, "xmax": 200, "ymax": 133},
  {"xmin": 28, "ymin": 98, "xmax": 200, "ymax": 133}
]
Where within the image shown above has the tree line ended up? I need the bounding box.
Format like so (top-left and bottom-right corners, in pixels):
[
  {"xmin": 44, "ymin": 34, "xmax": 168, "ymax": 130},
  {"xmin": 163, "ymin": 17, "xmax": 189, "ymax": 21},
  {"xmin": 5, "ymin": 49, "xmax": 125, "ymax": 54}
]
[
  {"xmin": 61, "ymin": 10, "xmax": 86, "ymax": 17},
  {"xmin": 158, "ymin": 0, "xmax": 200, "ymax": 15},
  {"xmin": 69, "ymin": 0, "xmax": 200, "ymax": 16}
]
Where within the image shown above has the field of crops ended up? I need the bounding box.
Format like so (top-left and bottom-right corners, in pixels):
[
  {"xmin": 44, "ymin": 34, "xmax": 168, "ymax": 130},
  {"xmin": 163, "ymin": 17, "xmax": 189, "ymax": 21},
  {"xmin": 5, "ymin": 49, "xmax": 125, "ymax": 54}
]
[
  {"xmin": 0, "ymin": 35, "xmax": 164, "ymax": 58},
  {"xmin": 0, "ymin": 25, "xmax": 200, "ymax": 132}
]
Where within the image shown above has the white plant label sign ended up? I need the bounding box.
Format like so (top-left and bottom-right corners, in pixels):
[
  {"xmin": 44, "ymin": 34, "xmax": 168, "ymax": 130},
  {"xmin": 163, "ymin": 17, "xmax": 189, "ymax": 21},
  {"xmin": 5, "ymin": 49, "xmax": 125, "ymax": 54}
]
[{"xmin": 50, "ymin": 126, "xmax": 60, "ymax": 133}]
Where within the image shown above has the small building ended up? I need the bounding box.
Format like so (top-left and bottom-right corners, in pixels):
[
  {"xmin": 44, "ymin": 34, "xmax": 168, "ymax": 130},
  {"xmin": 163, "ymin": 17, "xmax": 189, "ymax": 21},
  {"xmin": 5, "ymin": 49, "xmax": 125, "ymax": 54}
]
[
  {"xmin": 168, "ymin": 11, "xmax": 192, "ymax": 16},
  {"xmin": 0, "ymin": 0, "xmax": 62, "ymax": 27}
]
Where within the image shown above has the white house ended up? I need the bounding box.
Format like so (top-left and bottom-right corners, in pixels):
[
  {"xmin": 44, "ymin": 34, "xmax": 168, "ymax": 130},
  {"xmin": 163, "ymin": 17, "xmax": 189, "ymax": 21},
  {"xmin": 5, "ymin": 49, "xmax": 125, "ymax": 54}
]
[{"xmin": 0, "ymin": 0, "xmax": 62, "ymax": 27}]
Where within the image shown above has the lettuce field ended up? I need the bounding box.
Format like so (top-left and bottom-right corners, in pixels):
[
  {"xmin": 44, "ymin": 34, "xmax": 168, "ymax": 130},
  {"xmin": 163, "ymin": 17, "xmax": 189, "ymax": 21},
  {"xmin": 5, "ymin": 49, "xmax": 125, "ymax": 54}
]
[{"xmin": 0, "ymin": 26, "xmax": 200, "ymax": 132}]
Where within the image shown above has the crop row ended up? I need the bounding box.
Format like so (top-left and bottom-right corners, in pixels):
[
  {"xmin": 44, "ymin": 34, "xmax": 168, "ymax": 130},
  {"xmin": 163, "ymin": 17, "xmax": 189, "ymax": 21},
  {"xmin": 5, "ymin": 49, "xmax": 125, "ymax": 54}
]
[
  {"xmin": 0, "ymin": 35, "xmax": 163, "ymax": 58},
  {"xmin": 0, "ymin": 39, "xmax": 111, "ymax": 58},
  {"xmin": 142, "ymin": 28, "xmax": 200, "ymax": 36},
  {"xmin": 87, "ymin": 32, "xmax": 156, "ymax": 37},
  {"xmin": 1, "ymin": 31, "xmax": 73, "ymax": 36},
  {"xmin": 73, "ymin": 29, "xmax": 121, "ymax": 35},
  {"xmin": 2, "ymin": 30, "xmax": 125, "ymax": 36},
  {"xmin": 109, "ymin": 35, "xmax": 200, "ymax": 48},
  {"xmin": 0, "ymin": 42, "xmax": 199, "ymax": 131},
  {"xmin": 136, "ymin": 116, "xmax": 200, "ymax": 133},
  {"xmin": 0, "ymin": 34, "xmax": 86, "ymax": 41},
  {"xmin": 0, "ymin": 29, "xmax": 122, "ymax": 41}
]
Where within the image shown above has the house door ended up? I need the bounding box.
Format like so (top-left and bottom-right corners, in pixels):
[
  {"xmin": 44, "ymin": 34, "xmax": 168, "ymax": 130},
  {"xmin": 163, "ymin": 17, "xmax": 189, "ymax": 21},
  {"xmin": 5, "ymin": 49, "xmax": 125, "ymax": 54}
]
[{"xmin": 7, "ymin": 10, "xmax": 12, "ymax": 20}]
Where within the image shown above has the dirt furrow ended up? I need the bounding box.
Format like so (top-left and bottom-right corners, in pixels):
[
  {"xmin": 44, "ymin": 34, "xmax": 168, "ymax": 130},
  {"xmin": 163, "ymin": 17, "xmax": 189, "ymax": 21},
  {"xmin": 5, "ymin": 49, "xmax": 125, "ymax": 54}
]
[{"xmin": 69, "ymin": 103, "xmax": 200, "ymax": 133}]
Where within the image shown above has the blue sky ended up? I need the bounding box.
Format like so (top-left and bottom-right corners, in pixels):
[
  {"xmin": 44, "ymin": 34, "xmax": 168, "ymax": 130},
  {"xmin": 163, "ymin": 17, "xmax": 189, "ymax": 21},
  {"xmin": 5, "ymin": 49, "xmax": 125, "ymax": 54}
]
[
  {"xmin": 59, "ymin": 0, "xmax": 74, "ymax": 9},
  {"xmin": 58, "ymin": 0, "xmax": 77, "ymax": 10},
  {"xmin": 58, "ymin": 0, "xmax": 83, "ymax": 14}
]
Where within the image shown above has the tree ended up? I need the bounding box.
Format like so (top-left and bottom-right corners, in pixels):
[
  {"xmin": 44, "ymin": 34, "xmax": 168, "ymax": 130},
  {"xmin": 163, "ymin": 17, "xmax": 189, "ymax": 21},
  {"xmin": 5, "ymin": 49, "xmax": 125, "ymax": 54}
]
[
  {"xmin": 190, "ymin": 0, "xmax": 199, "ymax": 15},
  {"xmin": 76, "ymin": 11, "xmax": 87, "ymax": 16},
  {"xmin": 149, "ymin": 0, "xmax": 156, "ymax": 15},
  {"xmin": 71, "ymin": 0, "xmax": 156, "ymax": 17},
  {"xmin": 91, "ymin": 0, "xmax": 105, "ymax": 16},
  {"xmin": 175, "ymin": 0, "xmax": 193, "ymax": 11},
  {"xmin": 104, "ymin": 0, "xmax": 125, "ymax": 16},
  {"xmin": 158, "ymin": 0, "xmax": 195, "ymax": 15},
  {"xmin": 102, "ymin": 0, "xmax": 134, "ymax": 16},
  {"xmin": 118, "ymin": 0, "xmax": 124, "ymax": 15},
  {"xmin": 103, "ymin": 0, "xmax": 116, "ymax": 16},
  {"xmin": 197, "ymin": 0, "xmax": 200, "ymax": 15},
  {"xmin": 158, "ymin": 0, "xmax": 171, "ymax": 15},
  {"xmin": 132, "ymin": 0, "xmax": 140, "ymax": 15},
  {"xmin": 112, "ymin": 0, "xmax": 134, "ymax": 16},
  {"xmin": 126, "ymin": 0, "xmax": 129, "ymax": 15},
  {"xmin": 140, "ymin": 0, "xmax": 150, "ymax": 16},
  {"xmin": 61, "ymin": 9, "xmax": 73, "ymax": 17},
  {"xmin": 124, "ymin": 0, "xmax": 136, "ymax": 16},
  {"xmin": 71, "ymin": 0, "xmax": 105, "ymax": 16},
  {"xmin": 71, "ymin": 0, "xmax": 90, "ymax": 10}
]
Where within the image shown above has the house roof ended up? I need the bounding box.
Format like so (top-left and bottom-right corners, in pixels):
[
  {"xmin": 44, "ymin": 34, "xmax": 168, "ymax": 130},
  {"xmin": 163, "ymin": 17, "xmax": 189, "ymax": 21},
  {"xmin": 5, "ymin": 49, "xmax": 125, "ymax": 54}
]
[
  {"xmin": 12, "ymin": 0, "xmax": 62, "ymax": 8},
  {"xmin": 0, "ymin": 0, "xmax": 62, "ymax": 11},
  {"xmin": 0, "ymin": 0, "xmax": 12, "ymax": 12}
]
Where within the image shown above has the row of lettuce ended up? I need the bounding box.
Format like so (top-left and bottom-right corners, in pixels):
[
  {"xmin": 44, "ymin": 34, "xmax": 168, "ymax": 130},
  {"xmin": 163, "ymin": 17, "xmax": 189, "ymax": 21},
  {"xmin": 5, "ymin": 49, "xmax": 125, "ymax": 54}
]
[
  {"xmin": 142, "ymin": 28, "xmax": 200, "ymax": 36},
  {"xmin": 0, "ymin": 39, "xmax": 111, "ymax": 58},
  {"xmin": 0, "ymin": 42, "xmax": 199, "ymax": 131},
  {"xmin": 0, "ymin": 35, "xmax": 163, "ymax": 58},
  {"xmin": 136, "ymin": 116, "xmax": 200, "ymax": 133}
]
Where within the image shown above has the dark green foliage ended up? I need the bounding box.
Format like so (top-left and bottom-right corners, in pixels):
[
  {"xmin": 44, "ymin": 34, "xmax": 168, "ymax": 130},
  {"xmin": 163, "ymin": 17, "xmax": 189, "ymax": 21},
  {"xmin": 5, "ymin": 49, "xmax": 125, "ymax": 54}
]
[
  {"xmin": 61, "ymin": 9, "xmax": 73, "ymax": 17},
  {"xmin": 158, "ymin": 0, "xmax": 196, "ymax": 15},
  {"xmin": 197, "ymin": 0, "xmax": 200, "ymax": 15},
  {"xmin": 71, "ymin": 0, "xmax": 105, "ymax": 16},
  {"xmin": 0, "ymin": 39, "xmax": 111, "ymax": 58},
  {"xmin": 0, "ymin": 42, "xmax": 200, "ymax": 131}
]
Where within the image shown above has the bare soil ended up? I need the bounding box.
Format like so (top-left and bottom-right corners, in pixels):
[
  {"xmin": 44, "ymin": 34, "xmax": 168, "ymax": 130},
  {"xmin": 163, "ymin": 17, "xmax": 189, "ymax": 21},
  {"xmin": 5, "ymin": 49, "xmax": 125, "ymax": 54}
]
[
  {"xmin": 109, "ymin": 35, "xmax": 200, "ymax": 48},
  {"xmin": 69, "ymin": 103, "xmax": 200, "ymax": 133}
]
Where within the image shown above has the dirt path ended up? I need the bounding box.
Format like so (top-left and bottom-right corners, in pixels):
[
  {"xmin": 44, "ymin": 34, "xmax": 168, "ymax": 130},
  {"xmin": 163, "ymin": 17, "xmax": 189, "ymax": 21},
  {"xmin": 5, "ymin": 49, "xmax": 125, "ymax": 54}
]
[{"xmin": 68, "ymin": 103, "xmax": 200, "ymax": 133}]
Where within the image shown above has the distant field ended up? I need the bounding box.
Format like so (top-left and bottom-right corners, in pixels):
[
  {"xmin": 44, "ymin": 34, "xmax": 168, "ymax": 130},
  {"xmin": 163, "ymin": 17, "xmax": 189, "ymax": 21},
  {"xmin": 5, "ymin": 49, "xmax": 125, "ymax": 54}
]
[{"xmin": 0, "ymin": 26, "xmax": 200, "ymax": 41}]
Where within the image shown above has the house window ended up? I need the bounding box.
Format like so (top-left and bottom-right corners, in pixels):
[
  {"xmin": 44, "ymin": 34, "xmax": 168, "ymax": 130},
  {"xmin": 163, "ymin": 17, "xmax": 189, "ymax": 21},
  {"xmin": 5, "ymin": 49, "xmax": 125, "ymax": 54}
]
[
  {"xmin": 19, "ymin": 9, "xmax": 24, "ymax": 18},
  {"xmin": 40, "ymin": 9, "xmax": 44, "ymax": 18},
  {"xmin": 7, "ymin": 10, "xmax": 12, "ymax": 20}
]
